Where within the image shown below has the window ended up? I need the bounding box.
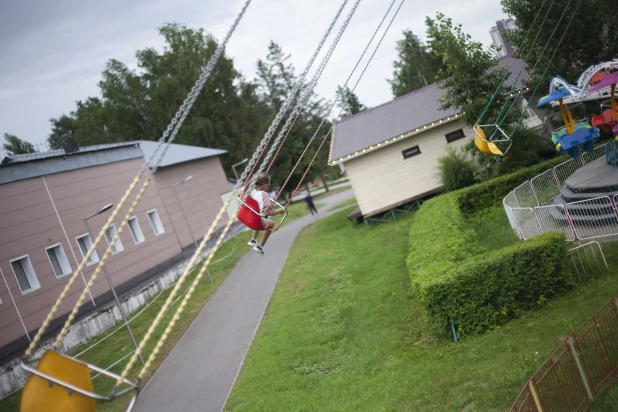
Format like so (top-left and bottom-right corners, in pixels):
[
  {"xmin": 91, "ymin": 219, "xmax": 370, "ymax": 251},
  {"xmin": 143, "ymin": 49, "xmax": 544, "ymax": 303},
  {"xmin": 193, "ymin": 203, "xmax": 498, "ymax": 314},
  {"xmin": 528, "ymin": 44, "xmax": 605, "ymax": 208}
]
[
  {"xmin": 147, "ymin": 209, "xmax": 165, "ymax": 236},
  {"xmin": 10, "ymin": 256, "xmax": 40, "ymax": 294},
  {"xmin": 45, "ymin": 244, "xmax": 72, "ymax": 278},
  {"xmin": 76, "ymin": 234, "xmax": 100, "ymax": 266},
  {"xmin": 127, "ymin": 217, "xmax": 145, "ymax": 244},
  {"xmin": 445, "ymin": 129, "xmax": 466, "ymax": 143},
  {"xmin": 402, "ymin": 145, "xmax": 421, "ymax": 159},
  {"xmin": 104, "ymin": 224, "xmax": 124, "ymax": 254}
]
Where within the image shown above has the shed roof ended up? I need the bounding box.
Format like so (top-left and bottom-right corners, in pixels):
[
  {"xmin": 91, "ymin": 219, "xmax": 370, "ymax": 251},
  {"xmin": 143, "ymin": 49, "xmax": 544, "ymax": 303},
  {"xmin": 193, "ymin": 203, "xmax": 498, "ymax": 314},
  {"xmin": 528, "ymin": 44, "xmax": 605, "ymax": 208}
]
[{"xmin": 330, "ymin": 57, "xmax": 531, "ymax": 161}]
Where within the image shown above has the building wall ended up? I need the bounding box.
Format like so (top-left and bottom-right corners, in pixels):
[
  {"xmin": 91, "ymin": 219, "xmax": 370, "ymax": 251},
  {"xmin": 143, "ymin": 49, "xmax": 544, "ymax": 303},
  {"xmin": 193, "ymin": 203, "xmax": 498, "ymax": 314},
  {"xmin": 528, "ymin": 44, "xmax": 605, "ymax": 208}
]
[
  {"xmin": 153, "ymin": 157, "xmax": 231, "ymax": 249},
  {"xmin": 343, "ymin": 120, "xmax": 474, "ymax": 217},
  {"xmin": 0, "ymin": 155, "xmax": 227, "ymax": 350}
]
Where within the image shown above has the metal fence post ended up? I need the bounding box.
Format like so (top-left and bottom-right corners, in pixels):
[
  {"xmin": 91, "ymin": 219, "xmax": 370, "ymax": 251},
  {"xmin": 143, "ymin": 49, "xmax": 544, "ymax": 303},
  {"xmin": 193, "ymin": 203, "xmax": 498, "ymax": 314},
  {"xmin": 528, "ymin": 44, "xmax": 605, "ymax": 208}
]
[
  {"xmin": 528, "ymin": 380, "xmax": 543, "ymax": 412},
  {"xmin": 567, "ymin": 336, "xmax": 595, "ymax": 402}
]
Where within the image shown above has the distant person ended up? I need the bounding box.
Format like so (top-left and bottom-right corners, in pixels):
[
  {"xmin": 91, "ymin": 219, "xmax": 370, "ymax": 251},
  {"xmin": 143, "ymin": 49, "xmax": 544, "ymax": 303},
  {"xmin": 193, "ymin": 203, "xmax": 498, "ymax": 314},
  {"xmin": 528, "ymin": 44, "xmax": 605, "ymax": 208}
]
[{"xmin": 304, "ymin": 191, "xmax": 318, "ymax": 215}]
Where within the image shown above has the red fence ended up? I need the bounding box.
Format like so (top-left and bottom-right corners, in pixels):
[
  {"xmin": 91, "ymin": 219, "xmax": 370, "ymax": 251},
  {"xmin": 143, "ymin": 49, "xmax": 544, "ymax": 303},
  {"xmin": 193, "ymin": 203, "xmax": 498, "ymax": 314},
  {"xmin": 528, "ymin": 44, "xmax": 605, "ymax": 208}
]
[{"xmin": 510, "ymin": 297, "xmax": 618, "ymax": 411}]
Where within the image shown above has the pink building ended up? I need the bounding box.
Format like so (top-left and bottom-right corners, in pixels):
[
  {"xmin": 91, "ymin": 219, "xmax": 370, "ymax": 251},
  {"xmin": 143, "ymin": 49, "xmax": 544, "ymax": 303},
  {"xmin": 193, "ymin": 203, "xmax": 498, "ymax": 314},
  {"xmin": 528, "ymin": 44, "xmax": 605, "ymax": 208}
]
[{"xmin": 0, "ymin": 141, "xmax": 231, "ymax": 360}]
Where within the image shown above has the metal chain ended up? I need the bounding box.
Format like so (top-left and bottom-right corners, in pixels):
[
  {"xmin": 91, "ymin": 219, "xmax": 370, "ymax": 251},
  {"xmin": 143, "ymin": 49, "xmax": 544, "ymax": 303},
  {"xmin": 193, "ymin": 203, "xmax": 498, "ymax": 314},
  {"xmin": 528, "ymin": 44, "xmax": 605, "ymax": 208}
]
[
  {"xmin": 258, "ymin": 0, "xmax": 362, "ymax": 175},
  {"xmin": 237, "ymin": 0, "xmax": 351, "ymax": 194},
  {"xmin": 25, "ymin": 0, "xmax": 253, "ymax": 358},
  {"xmin": 287, "ymin": 0, "xmax": 405, "ymax": 204},
  {"xmin": 115, "ymin": 0, "xmax": 352, "ymax": 386}
]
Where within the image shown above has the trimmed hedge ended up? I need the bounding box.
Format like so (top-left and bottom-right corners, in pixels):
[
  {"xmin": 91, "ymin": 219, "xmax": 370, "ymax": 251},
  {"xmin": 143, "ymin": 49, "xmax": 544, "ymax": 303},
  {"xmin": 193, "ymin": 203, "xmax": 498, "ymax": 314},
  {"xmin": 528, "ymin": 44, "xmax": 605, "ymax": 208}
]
[
  {"xmin": 406, "ymin": 193, "xmax": 479, "ymax": 290},
  {"xmin": 406, "ymin": 157, "xmax": 585, "ymax": 336},
  {"xmin": 419, "ymin": 232, "xmax": 569, "ymax": 336},
  {"xmin": 455, "ymin": 156, "xmax": 568, "ymax": 216}
]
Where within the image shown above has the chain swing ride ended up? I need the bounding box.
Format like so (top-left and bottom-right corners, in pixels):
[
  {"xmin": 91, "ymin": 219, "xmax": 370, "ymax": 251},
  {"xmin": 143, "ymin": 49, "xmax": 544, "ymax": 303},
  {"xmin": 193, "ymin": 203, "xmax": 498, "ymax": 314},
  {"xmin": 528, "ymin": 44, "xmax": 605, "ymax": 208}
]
[{"xmin": 18, "ymin": 0, "xmax": 405, "ymax": 410}]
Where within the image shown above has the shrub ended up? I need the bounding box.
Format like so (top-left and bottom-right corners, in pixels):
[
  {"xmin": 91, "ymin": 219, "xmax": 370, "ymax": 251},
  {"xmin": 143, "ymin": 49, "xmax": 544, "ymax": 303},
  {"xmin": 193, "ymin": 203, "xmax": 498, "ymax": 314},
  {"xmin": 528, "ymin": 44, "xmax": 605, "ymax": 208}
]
[
  {"xmin": 436, "ymin": 147, "xmax": 477, "ymax": 192},
  {"xmin": 455, "ymin": 155, "xmax": 568, "ymax": 216},
  {"xmin": 419, "ymin": 232, "xmax": 570, "ymax": 336}
]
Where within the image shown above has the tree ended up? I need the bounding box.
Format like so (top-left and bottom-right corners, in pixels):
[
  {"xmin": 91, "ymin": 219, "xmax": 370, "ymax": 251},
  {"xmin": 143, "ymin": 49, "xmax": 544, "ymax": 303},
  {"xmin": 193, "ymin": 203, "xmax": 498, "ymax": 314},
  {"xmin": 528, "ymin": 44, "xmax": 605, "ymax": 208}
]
[
  {"xmin": 47, "ymin": 23, "xmax": 271, "ymax": 175},
  {"xmin": 425, "ymin": 13, "xmax": 554, "ymax": 178},
  {"xmin": 255, "ymin": 42, "xmax": 331, "ymax": 200},
  {"xmin": 336, "ymin": 85, "xmax": 365, "ymax": 116},
  {"xmin": 437, "ymin": 147, "xmax": 477, "ymax": 191},
  {"xmin": 501, "ymin": 0, "xmax": 618, "ymax": 86},
  {"xmin": 3, "ymin": 133, "xmax": 35, "ymax": 155},
  {"xmin": 388, "ymin": 29, "xmax": 444, "ymax": 97}
]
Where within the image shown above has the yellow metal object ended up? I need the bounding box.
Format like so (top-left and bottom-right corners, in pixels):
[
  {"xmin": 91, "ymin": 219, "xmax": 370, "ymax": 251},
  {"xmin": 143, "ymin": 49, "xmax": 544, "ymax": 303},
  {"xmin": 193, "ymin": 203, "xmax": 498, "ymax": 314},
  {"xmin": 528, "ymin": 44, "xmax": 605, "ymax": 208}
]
[
  {"xmin": 21, "ymin": 350, "xmax": 95, "ymax": 412},
  {"xmin": 556, "ymin": 143, "xmax": 562, "ymax": 152},
  {"xmin": 559, "ymin": 99, "xmax": 575, "ymax": 134},
  {"xmin": 474, "ymin": 125, "xmax": 503, "ymax": 155}
]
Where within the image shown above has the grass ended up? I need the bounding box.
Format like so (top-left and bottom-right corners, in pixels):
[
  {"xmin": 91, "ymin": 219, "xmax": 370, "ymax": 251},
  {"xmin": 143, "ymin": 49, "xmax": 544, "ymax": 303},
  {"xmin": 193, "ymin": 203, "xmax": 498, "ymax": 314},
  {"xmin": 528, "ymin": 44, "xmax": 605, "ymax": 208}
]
[
  {"xmin": 329, "ymin": 197, "xmax": 357, "ymax": 211},
  {"xmin": 0, "ymin": 233, "xmax": 250, "ymax": 412},
  {"xmin": 0, "ymin": 189, "xmax": 348, "ymax": 412},
  {"xmin": 464, "ymin": 205, "xmax": 520, "ymax": 252},
  {"xmin": 225, "ymin": 207, "xmax": 618, "ymax": 412}
]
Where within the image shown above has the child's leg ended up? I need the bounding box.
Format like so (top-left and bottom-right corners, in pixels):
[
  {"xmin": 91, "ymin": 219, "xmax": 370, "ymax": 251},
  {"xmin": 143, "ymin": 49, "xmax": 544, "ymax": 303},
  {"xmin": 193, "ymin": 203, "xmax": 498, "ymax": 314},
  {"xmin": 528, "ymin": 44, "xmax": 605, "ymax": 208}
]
[
  {"xmin": 252, "ymin": 230, "xmax": 259, "ymax": 240},
  {"xmin": 259, "ymin": 220, "xmax": 275, "ymax": 246}
]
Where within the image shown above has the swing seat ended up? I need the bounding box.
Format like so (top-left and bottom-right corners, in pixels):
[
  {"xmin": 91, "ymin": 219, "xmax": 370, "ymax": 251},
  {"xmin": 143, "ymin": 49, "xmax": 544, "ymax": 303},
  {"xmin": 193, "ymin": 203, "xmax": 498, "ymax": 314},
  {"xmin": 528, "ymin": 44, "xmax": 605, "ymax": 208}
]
[
  {"xmin": 21, "ymin": 350, "xmax": 95, "ymax": 412},
  {"xmin": 237, "ymin": 196, "xmax": 268, "ymax": 230},
  {"xmin": 591, "ymin": 109, "xmax": 617, "ymax": 133},
  {"xmin": 474, "ymin": 125, "xmax": 503, "ymax": 155},
  {"xmin": 555, "ymin": 126, "xmax": 601, "ymax": 158}
]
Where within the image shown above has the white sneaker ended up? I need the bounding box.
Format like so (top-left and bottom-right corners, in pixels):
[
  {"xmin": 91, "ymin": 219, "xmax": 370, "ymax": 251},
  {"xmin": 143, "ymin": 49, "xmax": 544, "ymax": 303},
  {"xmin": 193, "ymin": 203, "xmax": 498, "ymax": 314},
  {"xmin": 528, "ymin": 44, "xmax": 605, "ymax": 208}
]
[
  {"xmin": 248, "ymin": 238, "xmax": 257, "ymax": 247},
  {"xmin": 253, "ymin": 245, "xmax": 264, "ymax": 256}
]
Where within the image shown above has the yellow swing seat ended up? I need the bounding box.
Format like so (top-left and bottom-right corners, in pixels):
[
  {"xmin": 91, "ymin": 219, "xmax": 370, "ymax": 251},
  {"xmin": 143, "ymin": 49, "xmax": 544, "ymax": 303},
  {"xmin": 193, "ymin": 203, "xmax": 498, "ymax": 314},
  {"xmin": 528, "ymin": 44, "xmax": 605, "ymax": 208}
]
[
  {"xmin": 474, "ymin": 124, "xmax": 504, "ymax": 155},
  {"xmin": 21, "ymin": 350, "xmax": 95, "ymax": 412}
]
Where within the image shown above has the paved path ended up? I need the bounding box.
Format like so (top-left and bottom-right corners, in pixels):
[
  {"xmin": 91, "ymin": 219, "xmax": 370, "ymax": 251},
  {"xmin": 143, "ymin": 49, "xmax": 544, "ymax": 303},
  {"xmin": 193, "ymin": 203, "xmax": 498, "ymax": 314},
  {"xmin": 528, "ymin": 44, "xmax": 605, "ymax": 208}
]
[{"xmin": 133, "ymin": 189, "xmax": 355, "ymax": 412}]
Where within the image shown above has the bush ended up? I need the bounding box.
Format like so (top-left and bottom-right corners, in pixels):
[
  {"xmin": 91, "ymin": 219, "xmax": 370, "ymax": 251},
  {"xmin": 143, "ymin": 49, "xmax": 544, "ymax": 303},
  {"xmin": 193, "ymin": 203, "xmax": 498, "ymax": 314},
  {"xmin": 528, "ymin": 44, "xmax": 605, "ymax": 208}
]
[
  {"xmin": 455, "ymin": 155, "xmax": 568, "ymax": 216},
  {"xmin": 436, "ymin": 147, "xmax": 477, "ymax": 192},
  {"xmin": 419, "ymin": 232, "xmax": 570, "ymax": 336}
]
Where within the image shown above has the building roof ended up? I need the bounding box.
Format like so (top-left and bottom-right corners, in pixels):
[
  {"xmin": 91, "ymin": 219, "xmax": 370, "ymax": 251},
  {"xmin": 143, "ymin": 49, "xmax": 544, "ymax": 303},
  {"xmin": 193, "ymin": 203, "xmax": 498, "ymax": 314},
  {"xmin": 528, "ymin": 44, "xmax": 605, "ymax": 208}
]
[
  {"xmin": 330, "ymin": 57, "xmax": 531, "ymax": 162},
  {"xmin": 330, "ymin": 83, "xmax": 460, "ymax": 162},
  {"xmin": 0, "ymin": 140, "xmax": 227, "ymax": 185}
]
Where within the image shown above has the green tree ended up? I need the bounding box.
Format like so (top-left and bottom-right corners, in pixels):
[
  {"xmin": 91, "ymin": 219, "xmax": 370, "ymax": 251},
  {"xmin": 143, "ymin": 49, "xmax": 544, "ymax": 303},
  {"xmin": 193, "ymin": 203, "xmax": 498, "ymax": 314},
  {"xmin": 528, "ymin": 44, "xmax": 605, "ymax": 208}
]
[
  {"xmin": 425, "ymin": 13, "xmax": 555, "ymax": 178},
  {"xmin": 47, "ymin": 23, "xmax": 270, "ymax": 175},
  {"xmin": 388, "ymin": 29, "xmax": 444, "ymax": 97},
  {"xmin": 501, "ymin": 0, "xmax": 618, "ymax": 86},
  {"xmin": 336, "ymin": 85, "xmax": 365, "ymax": 117},
  {"xmin": 255, "ymin": 42, "xmax": 331, "ymax": 199},
  {"xmin": 3, "ymin": 133, "xmax": 35, "ymax": 155}
]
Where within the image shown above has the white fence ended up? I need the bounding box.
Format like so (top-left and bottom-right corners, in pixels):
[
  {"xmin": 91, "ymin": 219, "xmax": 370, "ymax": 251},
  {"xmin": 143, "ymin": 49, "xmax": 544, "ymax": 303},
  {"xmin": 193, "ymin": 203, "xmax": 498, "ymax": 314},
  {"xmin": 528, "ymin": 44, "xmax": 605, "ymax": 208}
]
[{"xmin": 504, "ymin": 142, "xmax": 618, "ymax": 242}]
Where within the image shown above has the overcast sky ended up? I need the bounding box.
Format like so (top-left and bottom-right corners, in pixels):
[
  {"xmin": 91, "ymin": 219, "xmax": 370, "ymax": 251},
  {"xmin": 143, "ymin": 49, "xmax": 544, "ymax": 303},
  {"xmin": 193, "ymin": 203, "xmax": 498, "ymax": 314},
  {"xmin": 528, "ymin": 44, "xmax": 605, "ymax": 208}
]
[{"xmin": 0, "ymin": 0, "xmax": 508, "ymax": 147}]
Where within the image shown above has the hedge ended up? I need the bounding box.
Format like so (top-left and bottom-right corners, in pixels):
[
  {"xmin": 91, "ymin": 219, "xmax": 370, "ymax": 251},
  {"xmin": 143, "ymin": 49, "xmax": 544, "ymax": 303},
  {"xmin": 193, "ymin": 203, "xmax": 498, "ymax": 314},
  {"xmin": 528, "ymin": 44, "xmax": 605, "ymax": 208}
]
[
  {"xmin": 419, "ymin": 232, "xmax": 570, "ymax": 336},
  {"xmin": 455, "ymin": 156, "xmax": 568, "ymax": 216},
  {"xmin": 406, "ymin": 193, "xmax": 479, "ymax": 291}
]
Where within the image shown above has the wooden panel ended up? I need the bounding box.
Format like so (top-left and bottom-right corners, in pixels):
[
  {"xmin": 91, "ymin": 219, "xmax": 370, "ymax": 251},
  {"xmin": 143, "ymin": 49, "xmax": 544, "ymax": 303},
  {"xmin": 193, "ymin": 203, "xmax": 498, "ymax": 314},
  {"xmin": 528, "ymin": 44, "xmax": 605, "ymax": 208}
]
[{"xmin": 344, "ymin": 121, "xmax": 474, "ymax": 216}]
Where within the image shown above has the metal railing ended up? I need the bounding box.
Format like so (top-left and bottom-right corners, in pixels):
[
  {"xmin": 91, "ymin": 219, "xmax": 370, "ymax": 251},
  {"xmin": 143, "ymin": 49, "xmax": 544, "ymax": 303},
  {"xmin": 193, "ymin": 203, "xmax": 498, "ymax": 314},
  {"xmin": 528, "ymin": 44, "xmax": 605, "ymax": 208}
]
[
  {"xmin": 510, "ymin": 295, "xmax": 618, "ymax": 411},
  {"xmin": 0, "ymin": 240, "xmax": 244, "ymax": 402},
  {"xmin": 504, "ymin": 142, "xmax": 618, "ymax": 242}
]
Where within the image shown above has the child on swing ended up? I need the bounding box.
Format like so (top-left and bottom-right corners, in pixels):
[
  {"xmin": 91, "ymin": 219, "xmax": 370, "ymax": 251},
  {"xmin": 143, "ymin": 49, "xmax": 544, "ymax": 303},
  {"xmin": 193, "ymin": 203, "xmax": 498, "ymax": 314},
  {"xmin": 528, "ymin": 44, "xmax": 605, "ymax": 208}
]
[{"xmin": 238, "ymin": 172, "xmax": 285, "ymax": 256}]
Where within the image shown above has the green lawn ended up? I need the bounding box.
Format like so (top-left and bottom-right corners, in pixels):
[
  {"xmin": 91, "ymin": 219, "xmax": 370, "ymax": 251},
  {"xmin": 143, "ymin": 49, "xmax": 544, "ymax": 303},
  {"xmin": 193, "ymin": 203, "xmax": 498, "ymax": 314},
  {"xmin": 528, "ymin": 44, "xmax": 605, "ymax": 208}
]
[
  {"xmin": 465, "ymin": 205, "xmax": 520, "ymax": 251},
  {"xmin": 329, "ymin": 197, "xmax": 357, "ymax": 211},
  {"xmin": 0, "ymin": 191, "xmax": 343, "ymax": 412},
  {"xmin": 225, "ymin": 207, "xmax": 618, "ymax": 412},
  {"xmin": 0, "ymin": 233, "xmax": 250, "ymax": 412}
]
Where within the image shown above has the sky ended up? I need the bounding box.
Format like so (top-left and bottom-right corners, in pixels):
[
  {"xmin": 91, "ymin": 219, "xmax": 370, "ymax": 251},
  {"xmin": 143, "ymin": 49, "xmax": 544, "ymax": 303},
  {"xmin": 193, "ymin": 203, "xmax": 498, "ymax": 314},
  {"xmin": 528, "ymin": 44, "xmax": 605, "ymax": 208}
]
[{"xmin": 0, "ymin": 0, "xmax": 509, "ymax": 148}]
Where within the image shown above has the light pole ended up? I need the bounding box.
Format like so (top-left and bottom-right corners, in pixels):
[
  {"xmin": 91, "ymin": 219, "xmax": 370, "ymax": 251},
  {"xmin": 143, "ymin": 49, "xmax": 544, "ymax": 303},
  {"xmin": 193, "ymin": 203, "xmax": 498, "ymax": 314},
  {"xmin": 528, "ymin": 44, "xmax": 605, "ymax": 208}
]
[
  {"xmin": 84, "ymin": 204, "xmax": 144, "ymax": 365},
  {"xmin": 172, "ymin": 176, "xmax": 212, "ymax": 283},
  {"xmin": 232, "ymin": 158, "xmax": 248, "ymax": 183}
]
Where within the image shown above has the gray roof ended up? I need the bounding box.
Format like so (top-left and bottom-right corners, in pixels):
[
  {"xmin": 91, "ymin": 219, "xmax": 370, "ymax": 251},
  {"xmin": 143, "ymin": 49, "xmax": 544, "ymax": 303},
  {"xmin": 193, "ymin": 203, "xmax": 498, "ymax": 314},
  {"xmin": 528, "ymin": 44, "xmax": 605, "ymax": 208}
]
[
  {"xmin": 0, "ymin": 140, "xmax": 226, "ymax": 185},
  {"xmin": 330, "ymin": 82, "xmax": 459, "ymax": 161},
  {"xmin": 138, "ymin": 140, "xmax": 226, "ymax": 168},
  {"xmin": 499, "ymin": 56, "xmax": 531, "ymax": 90},
  {"xmin": 330, "ymin": 57, "xmax": 531, "ymax": 161}
]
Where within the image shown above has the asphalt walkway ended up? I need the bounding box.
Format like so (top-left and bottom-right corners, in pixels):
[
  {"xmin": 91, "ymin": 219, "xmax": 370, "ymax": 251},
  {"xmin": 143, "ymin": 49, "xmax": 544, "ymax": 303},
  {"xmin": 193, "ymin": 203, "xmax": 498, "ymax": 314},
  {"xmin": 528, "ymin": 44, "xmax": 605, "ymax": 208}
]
[{"xmin": 133, "ymin": 189, "xmax": 355, "ymax": 412}]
